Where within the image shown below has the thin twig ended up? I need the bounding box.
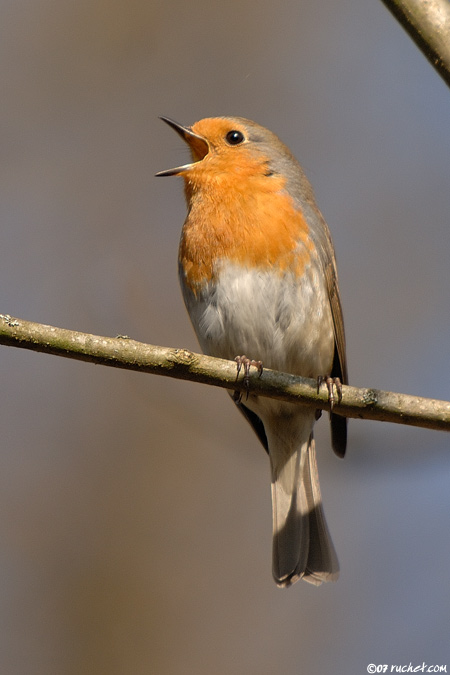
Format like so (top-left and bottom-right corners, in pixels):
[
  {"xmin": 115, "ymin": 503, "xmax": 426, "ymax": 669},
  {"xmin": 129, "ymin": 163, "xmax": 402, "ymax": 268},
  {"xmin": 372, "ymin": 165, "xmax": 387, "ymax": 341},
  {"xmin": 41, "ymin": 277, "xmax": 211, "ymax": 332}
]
[
  {"xmin": 1, "ymin": 313, "xmax": 449, "ymax": 432},
  {"xmin": 380, "ymin": 0, "xmax": 450, "ymax": 87}
]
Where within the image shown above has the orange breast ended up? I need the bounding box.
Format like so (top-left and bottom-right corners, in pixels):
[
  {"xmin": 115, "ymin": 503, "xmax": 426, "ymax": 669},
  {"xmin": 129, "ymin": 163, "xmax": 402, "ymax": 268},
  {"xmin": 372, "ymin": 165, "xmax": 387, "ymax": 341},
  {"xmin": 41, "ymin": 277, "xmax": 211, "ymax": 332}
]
[{"xmin": 179, "ymin": 169, "xmax": 313, "ymax": 293}]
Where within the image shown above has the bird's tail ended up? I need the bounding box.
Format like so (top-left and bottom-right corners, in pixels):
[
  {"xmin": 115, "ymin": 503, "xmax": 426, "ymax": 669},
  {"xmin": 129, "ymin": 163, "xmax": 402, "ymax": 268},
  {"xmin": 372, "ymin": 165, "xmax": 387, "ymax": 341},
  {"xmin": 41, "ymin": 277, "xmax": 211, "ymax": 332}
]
[{"xmin": 270, "ymin": 432, "xmax": 339, "ymax": 587}]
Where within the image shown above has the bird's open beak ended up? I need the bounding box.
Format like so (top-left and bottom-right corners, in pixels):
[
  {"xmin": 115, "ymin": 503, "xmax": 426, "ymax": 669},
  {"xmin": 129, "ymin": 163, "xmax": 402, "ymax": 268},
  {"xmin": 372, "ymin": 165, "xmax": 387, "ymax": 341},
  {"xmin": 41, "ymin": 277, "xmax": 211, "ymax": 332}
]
[{"xmin": 155, "ymin": 117, "xmax": 209, "ymax": 177}]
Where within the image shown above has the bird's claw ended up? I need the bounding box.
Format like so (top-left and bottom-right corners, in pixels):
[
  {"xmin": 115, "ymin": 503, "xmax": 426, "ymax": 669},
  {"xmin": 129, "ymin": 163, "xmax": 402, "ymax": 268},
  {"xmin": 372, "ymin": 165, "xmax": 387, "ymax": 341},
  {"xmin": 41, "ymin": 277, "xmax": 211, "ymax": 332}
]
[
  {"xmin": 234, "ymin": 355, "xmax": 263, "ymax": 402},
  {"xmin": 317, "ymin": 375, "xmax": 343, "ymax": 411}
]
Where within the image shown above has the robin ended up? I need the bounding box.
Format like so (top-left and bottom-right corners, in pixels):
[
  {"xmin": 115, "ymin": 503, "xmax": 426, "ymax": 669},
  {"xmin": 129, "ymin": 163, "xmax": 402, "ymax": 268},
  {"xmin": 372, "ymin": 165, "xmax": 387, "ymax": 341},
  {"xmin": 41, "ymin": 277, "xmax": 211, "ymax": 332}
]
[{"xmin": 156, "ymin": 116, "xmax": 348, "ymax": 587}]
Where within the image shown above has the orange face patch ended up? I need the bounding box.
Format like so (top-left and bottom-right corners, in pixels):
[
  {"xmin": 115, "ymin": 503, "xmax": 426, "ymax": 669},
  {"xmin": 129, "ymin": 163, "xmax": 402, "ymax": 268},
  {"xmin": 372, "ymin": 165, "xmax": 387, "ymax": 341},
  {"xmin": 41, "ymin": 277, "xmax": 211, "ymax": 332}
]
[{"xmin": 177, "ymin": 117, "xmax": 315, "ymax": 292}]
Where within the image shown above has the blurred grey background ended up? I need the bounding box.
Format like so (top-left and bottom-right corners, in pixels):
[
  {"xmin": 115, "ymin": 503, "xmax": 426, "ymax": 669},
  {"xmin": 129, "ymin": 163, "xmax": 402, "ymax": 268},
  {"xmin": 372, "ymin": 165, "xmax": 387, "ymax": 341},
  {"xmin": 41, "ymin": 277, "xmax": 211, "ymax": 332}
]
[{"xmin": 1, "ymin": 1, "xmax": 450, "ymax": 673}]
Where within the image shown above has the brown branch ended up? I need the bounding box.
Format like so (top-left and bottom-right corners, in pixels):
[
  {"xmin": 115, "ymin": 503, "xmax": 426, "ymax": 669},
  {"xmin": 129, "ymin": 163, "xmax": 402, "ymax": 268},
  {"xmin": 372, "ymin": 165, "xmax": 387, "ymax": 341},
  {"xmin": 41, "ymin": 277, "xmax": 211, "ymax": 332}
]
[
  {"xmin": 1, "ymin": 313, "xmax": 449, "ymax": 432},
  {"xmin": 380, "ymin": 0, "xmax": 450, "ymax": 87}
]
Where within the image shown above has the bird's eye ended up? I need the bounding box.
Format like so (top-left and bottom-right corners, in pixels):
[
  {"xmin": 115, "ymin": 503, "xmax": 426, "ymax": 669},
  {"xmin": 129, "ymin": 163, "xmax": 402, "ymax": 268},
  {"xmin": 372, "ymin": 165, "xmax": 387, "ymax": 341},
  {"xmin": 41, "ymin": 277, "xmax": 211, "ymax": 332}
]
[{"xmin": 225, "ymin": 130, "xmax": 245, "ymax": 145}]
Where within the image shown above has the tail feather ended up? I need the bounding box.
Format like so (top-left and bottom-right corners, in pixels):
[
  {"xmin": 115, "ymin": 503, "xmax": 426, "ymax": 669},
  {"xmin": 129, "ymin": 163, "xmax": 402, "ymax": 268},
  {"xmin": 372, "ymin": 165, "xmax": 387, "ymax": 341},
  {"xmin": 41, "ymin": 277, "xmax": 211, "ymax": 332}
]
[{"xmin": 271, "ymin": 433, "xmax": 339, "ymax": 587}]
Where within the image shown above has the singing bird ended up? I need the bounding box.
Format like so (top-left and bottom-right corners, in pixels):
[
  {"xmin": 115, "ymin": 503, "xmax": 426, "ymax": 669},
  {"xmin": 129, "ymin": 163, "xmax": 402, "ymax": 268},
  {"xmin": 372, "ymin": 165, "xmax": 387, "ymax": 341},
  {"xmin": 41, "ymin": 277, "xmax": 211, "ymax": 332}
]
[{"xmin": 156, "ymin": 116, "xmax": 348, "ymax": 587}]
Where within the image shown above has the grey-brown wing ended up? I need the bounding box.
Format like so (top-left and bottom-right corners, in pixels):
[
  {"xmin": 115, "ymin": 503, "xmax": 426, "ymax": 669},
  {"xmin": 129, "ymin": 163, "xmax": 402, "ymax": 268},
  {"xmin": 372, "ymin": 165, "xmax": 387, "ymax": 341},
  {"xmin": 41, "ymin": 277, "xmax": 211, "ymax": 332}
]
[
  {"xmin": 230, "ymin": 393, "xmax": 269, "ymax": 454},
  {"xmin": 321, "ymin": 222, "xmax": 348, "ymax": 458}
]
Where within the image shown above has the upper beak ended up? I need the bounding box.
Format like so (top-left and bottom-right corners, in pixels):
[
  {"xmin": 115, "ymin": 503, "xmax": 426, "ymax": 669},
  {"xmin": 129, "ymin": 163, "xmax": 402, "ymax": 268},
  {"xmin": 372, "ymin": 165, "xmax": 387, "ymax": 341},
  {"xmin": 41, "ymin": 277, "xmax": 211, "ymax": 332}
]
[{"xmin": 155, "ymin": 117, "xmax": 209, "ymax": 177}]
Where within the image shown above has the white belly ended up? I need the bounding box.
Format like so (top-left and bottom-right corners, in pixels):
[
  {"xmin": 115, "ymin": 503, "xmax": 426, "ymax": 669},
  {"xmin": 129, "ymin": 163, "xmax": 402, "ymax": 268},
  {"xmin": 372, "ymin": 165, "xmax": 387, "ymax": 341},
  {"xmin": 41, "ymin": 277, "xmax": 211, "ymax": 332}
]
[{"xmin": 181, "ymin": 260, "xmax": 335, "ymax": 379}]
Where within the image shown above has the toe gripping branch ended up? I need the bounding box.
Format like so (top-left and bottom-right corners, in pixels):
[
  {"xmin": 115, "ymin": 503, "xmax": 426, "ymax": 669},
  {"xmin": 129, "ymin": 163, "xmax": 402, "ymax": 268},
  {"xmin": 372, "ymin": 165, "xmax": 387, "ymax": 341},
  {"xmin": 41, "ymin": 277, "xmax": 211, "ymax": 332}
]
[
  {"xmin": 317, "ymin": 375, "xmax": 343, "ymax": 411},
  {"xmin": 233, "ymin": 355, "xmax": 263, "ymax": 402}
]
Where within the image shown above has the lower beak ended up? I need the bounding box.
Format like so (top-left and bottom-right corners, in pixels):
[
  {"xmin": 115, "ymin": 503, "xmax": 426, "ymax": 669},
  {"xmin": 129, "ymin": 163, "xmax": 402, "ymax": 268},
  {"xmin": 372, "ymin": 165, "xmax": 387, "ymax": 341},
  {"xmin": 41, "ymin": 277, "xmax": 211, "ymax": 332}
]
[{"xmin": 155, "ymin": 117, "xmax": 209, "ymax": 177}]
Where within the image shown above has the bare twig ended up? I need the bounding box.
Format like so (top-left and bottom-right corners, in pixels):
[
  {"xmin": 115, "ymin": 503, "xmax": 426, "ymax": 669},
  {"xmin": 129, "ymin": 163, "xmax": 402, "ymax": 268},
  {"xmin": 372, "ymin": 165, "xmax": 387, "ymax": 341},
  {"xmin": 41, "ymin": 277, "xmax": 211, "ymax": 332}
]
[
  {"xmin": 1, "ymin": 313, "xmax": 449, "ymax": 432},
  {"xmin": 380, "ymin": 0, "xmax": 450, "ymax": 87}
]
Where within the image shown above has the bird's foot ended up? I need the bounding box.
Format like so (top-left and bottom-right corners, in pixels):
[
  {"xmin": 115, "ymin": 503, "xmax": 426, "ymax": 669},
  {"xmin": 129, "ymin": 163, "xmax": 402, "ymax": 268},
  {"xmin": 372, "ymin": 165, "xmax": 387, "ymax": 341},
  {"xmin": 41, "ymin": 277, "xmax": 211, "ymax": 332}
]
[
  {"xmin": 233, "ymin": 355, "xmax": 263, "ymax": 402},
  {"xmin": 317, "ymin": 375, "xmax": 343, "ymax": 411}
]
